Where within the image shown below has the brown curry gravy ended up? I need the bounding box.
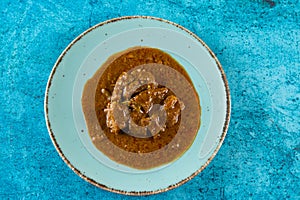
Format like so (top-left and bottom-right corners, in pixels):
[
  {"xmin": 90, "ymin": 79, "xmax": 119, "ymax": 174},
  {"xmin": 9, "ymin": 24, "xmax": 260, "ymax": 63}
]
[{"xmin": 82, "ymin": 47, "xmax": 201, "ymax": 169}]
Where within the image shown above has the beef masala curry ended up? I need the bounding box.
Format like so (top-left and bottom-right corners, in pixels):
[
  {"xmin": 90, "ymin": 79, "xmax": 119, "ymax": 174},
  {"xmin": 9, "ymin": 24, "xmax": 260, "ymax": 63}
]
[{"xmin": 82, "ymin": 47, "xmax": 200, "ymax": 169}]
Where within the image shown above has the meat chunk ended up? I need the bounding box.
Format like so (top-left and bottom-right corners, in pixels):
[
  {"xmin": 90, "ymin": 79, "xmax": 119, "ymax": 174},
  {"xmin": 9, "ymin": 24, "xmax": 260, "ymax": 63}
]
[
  {"xmin": 147, "ymin": 105, "xmax": 167, "ymax": 136},
  {"xmin": 104, "ymin": 102, "xmax": 129, "ymax": 133},
  {"xmin": 130, "ymin": 87, "xmax": 168, "ymax": 113},
  {"xmin": 122, "ymin": 69, "xmax": 157, "ymax": 99},
  {"xmin": 104, "ymin": 68, "xmax": 184, "ymax": 137},
  {"xmin": 164, "ymin": 95, "xmax": 185, "ymax": 127}
]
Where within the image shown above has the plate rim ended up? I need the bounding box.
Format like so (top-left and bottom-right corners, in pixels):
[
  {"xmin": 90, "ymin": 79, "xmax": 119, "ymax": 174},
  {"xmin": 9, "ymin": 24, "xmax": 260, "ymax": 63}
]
[{"xmin": 44, "ymin": 15, "xmax": 231, "ymax": 196}]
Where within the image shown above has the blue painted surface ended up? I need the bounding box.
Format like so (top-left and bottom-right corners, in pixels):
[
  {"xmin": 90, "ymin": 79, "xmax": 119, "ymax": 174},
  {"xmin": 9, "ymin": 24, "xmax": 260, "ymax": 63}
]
[{"xmin": 1, "ymin": 0, "xmax": 299, "ymax": 199}]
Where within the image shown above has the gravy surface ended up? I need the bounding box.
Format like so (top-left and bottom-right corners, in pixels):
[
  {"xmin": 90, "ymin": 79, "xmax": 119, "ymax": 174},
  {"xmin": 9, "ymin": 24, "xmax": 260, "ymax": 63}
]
[{"xmin": 82, "ymin": 47, "xmax": 200, "ymax": 169}]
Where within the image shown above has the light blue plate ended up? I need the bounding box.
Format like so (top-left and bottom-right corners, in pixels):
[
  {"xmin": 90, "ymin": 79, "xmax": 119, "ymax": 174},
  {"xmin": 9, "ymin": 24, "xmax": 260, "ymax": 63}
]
[{"xmin": 44, "ymin": 16, "xmax": 230, "ymax": 195}]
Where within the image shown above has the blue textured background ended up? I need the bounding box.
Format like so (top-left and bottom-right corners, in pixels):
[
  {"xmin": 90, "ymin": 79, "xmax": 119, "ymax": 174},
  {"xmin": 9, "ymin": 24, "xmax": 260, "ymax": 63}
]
[{"xmin": 1, "ymin": 0, "xmax": 299, "ymax": 199}]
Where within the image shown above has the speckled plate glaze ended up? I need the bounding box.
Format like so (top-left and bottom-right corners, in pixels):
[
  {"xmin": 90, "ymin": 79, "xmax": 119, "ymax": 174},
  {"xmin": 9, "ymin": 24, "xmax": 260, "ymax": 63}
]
[{"xmin": 44, "ymin": 16, "xmax": 230, "ymax": 195}]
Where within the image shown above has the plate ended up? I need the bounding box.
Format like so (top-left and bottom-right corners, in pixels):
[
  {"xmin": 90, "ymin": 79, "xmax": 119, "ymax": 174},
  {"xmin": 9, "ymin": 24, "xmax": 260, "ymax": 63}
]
[{"xmin": 44, "ymin": 16, "xmax": 230, "ymax": 195}]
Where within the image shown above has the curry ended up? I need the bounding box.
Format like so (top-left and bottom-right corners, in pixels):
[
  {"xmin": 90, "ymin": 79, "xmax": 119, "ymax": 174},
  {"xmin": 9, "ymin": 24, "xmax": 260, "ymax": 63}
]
[{"xmin": 82, "ymin": 47, "xmax": 200, "ymax": 169}]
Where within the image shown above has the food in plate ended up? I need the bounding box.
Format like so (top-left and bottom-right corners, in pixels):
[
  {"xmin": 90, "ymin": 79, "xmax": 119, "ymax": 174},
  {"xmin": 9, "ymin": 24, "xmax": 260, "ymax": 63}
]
[{"xmin": 82, "ymin": 47, "xmax": 201, "ymax": 169}]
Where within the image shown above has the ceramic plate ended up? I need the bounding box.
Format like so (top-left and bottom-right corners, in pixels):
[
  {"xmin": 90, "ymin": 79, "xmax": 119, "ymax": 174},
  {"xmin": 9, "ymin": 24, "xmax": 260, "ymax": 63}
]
[{"xmin": 44, "ymin": 16, "xmax": 230, "ymax": 195}]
